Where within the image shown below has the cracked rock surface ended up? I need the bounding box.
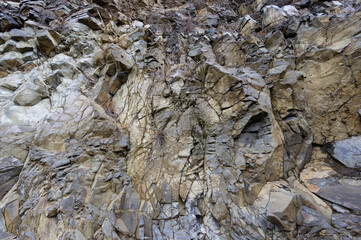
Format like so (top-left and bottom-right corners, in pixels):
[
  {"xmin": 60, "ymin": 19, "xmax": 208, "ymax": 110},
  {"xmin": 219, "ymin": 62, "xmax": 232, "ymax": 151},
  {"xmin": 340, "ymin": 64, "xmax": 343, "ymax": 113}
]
[{"xmin": 0, "ymin": 0, "xmax": 361, "ymax": 239}]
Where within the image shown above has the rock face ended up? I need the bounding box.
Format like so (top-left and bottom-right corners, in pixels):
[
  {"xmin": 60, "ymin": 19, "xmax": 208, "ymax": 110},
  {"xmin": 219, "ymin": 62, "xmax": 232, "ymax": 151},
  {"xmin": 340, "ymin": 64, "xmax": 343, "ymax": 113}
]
[
  {"xmin": 0, "ymin": 156, "xmax": 22, "ymax": 200},
  {"xmin": 0, "ymin": 0, "xmax": 361, "ymax": 239}
]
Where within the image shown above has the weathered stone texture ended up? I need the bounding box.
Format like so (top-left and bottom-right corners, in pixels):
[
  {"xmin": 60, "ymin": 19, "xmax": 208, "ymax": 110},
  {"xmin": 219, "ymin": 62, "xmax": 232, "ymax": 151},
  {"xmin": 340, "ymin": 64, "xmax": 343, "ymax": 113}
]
[{"xmin": 0, "ymin": 0, "xmax": 361, "ymax": 239}]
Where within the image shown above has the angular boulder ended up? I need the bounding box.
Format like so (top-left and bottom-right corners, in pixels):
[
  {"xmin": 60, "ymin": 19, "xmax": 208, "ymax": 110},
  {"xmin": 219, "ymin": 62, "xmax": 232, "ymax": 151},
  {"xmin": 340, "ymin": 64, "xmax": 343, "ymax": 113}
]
[
  {"xmin": 13, "ymin": 78, "xmax": 49, "ymax": 106},
  {"xmin": 0, "ymin": 52, "xmax": 23, "ymax": 69},
  {"xmin": 108, "ymin": 45, "xmax": 135, "ymax": 71},
  {"xmin": 330, "ymin": 136, "xmax": 361, "ymax": 169},
  {"xmin": 36, "ymin": 30, "xmax": 60, "ymax": 56},
  {"xmin": 262, "ymin": 5, "xmax": 287, "ymax": 27},
  {"xmin": 317, "ymin": 184, "xmax": 361, "ymax": 212},
  {"xmin": 0, "ymin": 14, "xmax": 21, "ymax": 32},
  {"xmin": 253, "ymin": 181, "xmax": 300, "ymax": 230}
]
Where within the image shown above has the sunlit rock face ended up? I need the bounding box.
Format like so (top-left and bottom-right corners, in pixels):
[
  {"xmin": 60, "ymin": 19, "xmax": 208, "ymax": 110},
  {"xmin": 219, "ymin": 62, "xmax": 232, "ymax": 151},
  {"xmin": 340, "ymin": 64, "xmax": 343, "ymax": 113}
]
[{"xmin": 0, "ymin": 0, "xmax": 361, "ymax": 239}]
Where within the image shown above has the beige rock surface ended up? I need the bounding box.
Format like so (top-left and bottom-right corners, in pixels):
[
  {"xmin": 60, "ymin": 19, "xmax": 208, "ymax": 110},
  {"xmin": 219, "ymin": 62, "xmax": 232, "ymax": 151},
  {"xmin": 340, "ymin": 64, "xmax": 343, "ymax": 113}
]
[{"xmin": 0, "ymin": 0, "xmax": 360, "ymax": 239}]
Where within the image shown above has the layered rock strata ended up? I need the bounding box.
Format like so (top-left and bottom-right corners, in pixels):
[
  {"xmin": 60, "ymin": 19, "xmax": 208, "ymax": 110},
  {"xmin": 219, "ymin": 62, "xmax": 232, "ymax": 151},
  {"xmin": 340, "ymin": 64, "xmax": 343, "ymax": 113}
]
[{"xmin": 0, "ymin": 0, "xmax": 360, "ymax": 239}]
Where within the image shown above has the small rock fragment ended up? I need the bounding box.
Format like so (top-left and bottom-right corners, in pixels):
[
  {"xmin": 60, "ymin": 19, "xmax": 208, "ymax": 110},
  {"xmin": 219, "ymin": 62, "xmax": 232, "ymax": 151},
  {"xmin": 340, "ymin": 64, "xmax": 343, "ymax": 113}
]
[
  {"xmin": 36, "ymin": 30, "xmax": 60, "ymax": 56},
  {"xmin": 262, "ymin": 5, "xmax": 287, "ymax": 27}
]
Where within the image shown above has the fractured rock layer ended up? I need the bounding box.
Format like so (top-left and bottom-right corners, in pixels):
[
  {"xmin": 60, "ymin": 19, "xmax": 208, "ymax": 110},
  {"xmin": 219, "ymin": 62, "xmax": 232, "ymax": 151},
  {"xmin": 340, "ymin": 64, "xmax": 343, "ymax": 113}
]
[{"xmin": 0, "ymin": 0, "xmax": 360, "ymax": 239}]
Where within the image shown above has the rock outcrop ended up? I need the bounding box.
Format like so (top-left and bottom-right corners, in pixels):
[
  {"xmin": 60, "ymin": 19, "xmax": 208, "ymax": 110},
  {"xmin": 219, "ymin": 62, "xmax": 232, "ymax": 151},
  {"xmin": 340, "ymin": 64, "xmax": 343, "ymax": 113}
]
[{"xmin": 0, "ymin": 0, "xmax": 360, "ymax": 239}]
